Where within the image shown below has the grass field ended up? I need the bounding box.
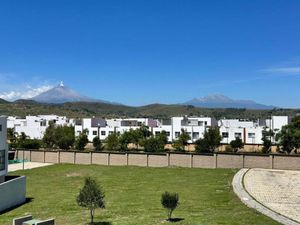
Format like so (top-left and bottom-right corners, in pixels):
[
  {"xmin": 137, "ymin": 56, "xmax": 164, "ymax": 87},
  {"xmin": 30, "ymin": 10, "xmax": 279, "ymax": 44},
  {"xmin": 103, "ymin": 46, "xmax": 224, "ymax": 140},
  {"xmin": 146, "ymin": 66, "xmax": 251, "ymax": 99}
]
[{"xmin": 1, "ymin": 164, "xmax": 279, "ymax": 225}]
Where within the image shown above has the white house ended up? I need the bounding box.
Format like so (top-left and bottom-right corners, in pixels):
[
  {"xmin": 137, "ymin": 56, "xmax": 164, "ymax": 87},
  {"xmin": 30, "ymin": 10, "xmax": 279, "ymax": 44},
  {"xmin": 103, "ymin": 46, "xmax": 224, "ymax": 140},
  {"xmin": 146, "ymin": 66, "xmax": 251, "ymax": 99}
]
[
  {"xmin": 75, "ymin": 116, "xmax": 217, "ymax": 143},
  {"xmin": 219, "ymin": 116, "xmax": 289, "ymax": 145},
  {"xmin": 9, "ymin": 115, "xmax": 74, "ymax": 139}
]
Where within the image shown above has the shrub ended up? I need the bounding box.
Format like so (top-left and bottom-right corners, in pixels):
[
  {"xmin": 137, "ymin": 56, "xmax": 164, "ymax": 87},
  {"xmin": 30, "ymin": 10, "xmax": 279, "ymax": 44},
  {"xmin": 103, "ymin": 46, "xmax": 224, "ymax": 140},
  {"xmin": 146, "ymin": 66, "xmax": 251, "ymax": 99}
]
[
  {"xmin": 75, "ymin": 130, "xmax": 89, "ymax": 150},
  {"xmin": 93, "ymin": 136, "xmax": 102, "ymax": 151},
  {"xmin": 161, "ymin": 192, "xmax": 179, "ymax": 221},
  {"xmin": 230, "ymin": 137, "xmax": 244, "ymax": 152},
  {"xmin": 77, "ymin": 177, "xmax": 105, "ymax": 225}
]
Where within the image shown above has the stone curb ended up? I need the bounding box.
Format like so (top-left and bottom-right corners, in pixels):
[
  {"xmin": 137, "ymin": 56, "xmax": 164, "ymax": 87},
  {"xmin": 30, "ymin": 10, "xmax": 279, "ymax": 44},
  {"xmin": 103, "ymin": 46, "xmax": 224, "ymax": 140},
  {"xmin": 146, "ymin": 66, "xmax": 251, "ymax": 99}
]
[{"xmin": 232, "ymin": 169, "xmax": 300, "ymax": 225}]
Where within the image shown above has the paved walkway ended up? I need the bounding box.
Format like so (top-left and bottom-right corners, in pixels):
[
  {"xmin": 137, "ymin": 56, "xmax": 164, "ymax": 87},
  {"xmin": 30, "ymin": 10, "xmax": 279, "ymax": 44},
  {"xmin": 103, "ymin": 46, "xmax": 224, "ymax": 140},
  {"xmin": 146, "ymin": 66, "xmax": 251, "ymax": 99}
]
[
  {"xmin": 233, "ymin": 168, "xmax": 300, "ymax": 225},
  {"xmin": 8, "ymin": 162, "xmax": 53, "ymax": 172}
]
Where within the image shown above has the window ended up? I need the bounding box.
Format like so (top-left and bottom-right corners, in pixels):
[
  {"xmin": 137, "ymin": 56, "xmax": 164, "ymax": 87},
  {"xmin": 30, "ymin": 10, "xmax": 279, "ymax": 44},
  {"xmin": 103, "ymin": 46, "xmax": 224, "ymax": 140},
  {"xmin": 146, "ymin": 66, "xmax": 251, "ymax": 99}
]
[
  {"xmin": 165, "ymin": 132, "xmax": 170, "ymax": 137},
  {"xmin": 234, "ymin": 133, "xmax": 242, "ymax": 139},
  {"xmin": 175, "ymin": 132, "xmax": 180, "ymax": 138},
  {"xmin": 77, "ymin": 131, "xmax": 81, "ymax": 135},
  {"xmin": 193, "ymin": 132, "xmax": 199, "ymax": 140},
  {"xmin": 93, "ymin": 131, "xmax": 98, "ymax": 135},
  {"xmin": 198, "ymin": 121, "xmax": 204, "ymax": 126},
  {"xmin": 204, "ymin": 121, "xmax": 208, "ymax": 126},
  {"xmin": 0, "ymin": 150, "xmax": 5, "ymax": 171},
  {"xmin": 40, "ymin": 120, "xmax": 47, "ymax": 126},
  {"xmin": 0, "ymin": 125, "xmax": 2, "ymax": 132},
  {"xmin": 155, "ymin": 131, "xmax": 160, "ymax": 135},
  {"xmin": 109, "ymin": 131, "xmax": 113, "ymax": 135},
  {"xmin": 248, "ymin": 133, "xmax": 255, "ymax": 138},
  {"xmin": 101, "ymin": 131, "xmax": 106, "ymax": 136},
  {"xmin": 222, "ymin": 132, "xmax": 229, "ymax": 138}
]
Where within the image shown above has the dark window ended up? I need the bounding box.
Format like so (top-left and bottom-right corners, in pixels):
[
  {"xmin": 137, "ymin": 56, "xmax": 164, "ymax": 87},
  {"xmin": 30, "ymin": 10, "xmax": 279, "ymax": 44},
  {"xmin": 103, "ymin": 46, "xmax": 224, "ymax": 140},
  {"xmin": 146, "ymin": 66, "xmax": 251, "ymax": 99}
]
[
  {"xmin": 166, "ymin": 132, "xmax": 170, "ymax": 137},
  {"xmin": 93, "ymin": 131, "xmax": 98, "ymax": 135},
  {"xmin": 101, "ymin": 131, "xmax": 106, "ymax": 136},
  {"xmin": 0, "ymin": 125, "xmax": 2, "ymax": 132},
  {"xmin": 0, "ymin": 150, "xmax": 5, "ymax": 171},
  {"xmin": 175, "ymin": 132, "xmax": 180, "ymax": 138},
  {"xmin": 234, "ymin": 133, "xmax": 242, "ymax": 138},
  {"xmin": 155, "ymin": 131, "xmax": 160, "ymax": 135},
  {"xmin": 222, "ymin": 132, "xmax": 229, "ymax": 138}
]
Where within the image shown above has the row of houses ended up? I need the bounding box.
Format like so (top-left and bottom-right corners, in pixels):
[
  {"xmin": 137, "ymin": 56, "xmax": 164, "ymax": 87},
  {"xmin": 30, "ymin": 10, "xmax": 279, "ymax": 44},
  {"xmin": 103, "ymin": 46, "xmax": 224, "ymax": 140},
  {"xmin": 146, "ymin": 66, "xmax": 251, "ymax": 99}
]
[{"xmin": 7, "ymin": 115, "xmax": 289, "ymax": 145}]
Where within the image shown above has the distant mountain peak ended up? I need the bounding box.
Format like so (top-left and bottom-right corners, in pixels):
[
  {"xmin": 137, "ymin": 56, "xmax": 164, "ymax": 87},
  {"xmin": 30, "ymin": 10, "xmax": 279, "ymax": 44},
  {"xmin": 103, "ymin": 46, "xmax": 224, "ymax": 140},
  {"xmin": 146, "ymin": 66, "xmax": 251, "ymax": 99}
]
[
  {"xmin": 30, "ymin": 83, "xmax": 111, "ymax": 104},
  {"xmin": 184, "ymin": 94, "xmax": 275, "ymax": 109}
]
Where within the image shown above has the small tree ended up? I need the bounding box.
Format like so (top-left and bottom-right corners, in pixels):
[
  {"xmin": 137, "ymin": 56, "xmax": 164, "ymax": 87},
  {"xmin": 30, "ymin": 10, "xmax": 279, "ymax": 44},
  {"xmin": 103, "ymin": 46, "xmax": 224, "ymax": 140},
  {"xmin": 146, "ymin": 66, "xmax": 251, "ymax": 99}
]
[
  {"xmin": 230, "ymin": 137, "xmax": 244, "ymax": 152},
  {"xmin": 195, "ymin": 127, "xmax": 222, "ymax": 153},
  {"xmin": 144, "ymin": 136, "xmax": 164, "ymax": 152},
  {"xmin": 93, "ymin": 136, "xmax": 102, "ymax": 151},
  {"xmin": 161, "ymin": 192, "xmax": 179, "ymax": 221},
  {"xmin": 55, "ymin": 125, "xmax": 75, "ymax": 150},
  {"xmin": 76, "ymin": 177, "xmax": 105, "ymax": 225},
  {"xmin": 105, "ymin": 133, "xmax": 120, "ymax": 151},
  {"xmin": 75, "ymin": 129, "xmax": 89, "ymax": 150},
  {"xmin": 172, "ymin": 129, "xmax": 190, "ymax": 152},
  {"xmin": 261, "ymin": 128, "xmax": 274, "ymax": 153}
]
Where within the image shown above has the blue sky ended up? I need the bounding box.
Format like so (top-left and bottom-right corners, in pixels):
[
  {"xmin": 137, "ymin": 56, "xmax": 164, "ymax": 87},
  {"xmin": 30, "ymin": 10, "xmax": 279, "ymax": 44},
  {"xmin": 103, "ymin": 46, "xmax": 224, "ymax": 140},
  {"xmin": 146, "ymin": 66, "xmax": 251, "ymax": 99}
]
[{"xmin": 1, "ymin": 0, "xmax": 300, "ymax": 107}]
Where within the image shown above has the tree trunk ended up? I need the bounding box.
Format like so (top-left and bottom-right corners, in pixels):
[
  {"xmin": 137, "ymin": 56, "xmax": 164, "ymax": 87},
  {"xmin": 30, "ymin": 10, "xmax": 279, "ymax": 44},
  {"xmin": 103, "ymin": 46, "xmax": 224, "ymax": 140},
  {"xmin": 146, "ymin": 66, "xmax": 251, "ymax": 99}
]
[{"xmin": 90, "ymin": 209, "xmax": 94, "ymax": 225}]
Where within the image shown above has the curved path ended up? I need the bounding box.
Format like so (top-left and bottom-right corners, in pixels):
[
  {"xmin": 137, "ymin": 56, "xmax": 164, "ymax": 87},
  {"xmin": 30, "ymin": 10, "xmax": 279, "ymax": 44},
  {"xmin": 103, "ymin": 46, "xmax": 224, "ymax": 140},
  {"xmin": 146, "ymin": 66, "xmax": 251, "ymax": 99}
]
[{"xmin": 233, "ymin": 168, "xmax": 300, "ymax": 225}]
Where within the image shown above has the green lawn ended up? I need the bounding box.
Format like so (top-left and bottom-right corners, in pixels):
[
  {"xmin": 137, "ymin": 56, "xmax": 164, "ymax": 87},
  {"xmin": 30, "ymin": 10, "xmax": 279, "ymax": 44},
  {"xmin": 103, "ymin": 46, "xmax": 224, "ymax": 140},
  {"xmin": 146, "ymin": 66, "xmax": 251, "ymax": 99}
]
[{"xmin": 2, "ymin": 164, "xmax": 279, "ymax": 225}]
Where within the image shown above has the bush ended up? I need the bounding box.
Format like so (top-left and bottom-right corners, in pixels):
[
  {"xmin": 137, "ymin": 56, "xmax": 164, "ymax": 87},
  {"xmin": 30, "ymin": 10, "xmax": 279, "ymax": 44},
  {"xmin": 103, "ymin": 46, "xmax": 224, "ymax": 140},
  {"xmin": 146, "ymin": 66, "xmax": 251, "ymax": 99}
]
[
  {"xmin": 75, "ymin": 133, "xmax": 89, "ymax": 151},
  {"xmin": 230, "ymin": 137, "xmax": 244, "ymax": 152},
  {"xmin": 161, "ymin": 192, "xmax": 179, "ymax": 221},
  {"xmin": 19, "ymin": 139, "xmax": 41, "ymax": 149},
  {"xmin": 93, "ymin": 136, "xmax": 102, "ymax": 151},
  {"xmin": 105, "ymin": 133, "xmax": 120, "ymax": 151},
  {"xmin": 144, "ymin": 136, "xmax": 165, "ymax": 152},
  {"xmin": 77, "ymin": 177, "xmax": 105, "ymax": 225},
  {"xmin": 195, "ymin": 127, "xmax": 222, "ymax": 153}
]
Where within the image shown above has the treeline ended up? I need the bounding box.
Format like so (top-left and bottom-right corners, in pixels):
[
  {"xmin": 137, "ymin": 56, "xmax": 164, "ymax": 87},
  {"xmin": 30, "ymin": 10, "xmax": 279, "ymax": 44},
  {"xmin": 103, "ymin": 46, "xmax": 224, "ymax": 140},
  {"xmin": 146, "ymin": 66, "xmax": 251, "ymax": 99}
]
[
  {"xmin": 1, "ymin": 99, "xmax": 300, "ymax": 119},
  {"xmin": 8, "ymin": 116, "xmax": 300, "ymax": 154}
]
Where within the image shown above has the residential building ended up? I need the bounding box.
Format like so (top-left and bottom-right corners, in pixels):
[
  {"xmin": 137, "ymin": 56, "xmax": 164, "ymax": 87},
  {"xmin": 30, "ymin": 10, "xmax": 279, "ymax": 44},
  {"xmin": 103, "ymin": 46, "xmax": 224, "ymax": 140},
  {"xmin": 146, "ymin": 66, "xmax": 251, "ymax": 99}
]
[{"xmin": 8, "ymin": 115, "xmax": 74, "ymax": 139}]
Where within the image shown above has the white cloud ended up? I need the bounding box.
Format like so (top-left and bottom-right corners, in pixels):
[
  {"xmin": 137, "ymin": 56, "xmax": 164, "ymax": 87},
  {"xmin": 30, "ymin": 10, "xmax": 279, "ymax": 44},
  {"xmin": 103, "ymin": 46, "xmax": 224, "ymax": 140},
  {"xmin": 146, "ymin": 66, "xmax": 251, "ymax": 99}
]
[
  {"xmin": 0, "ymin": 85, "xmax": 53, "ymax": 101},
  {"xmin": 262, "ymin": 67, "xmax": 300, "ymax": 74}
]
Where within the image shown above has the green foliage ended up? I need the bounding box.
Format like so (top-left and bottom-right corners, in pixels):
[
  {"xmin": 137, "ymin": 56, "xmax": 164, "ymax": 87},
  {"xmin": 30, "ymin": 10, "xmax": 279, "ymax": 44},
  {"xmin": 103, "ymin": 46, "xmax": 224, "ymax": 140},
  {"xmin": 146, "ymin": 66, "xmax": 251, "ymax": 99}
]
[
  {"xmin": 42, "ymin": 123, "xmax": 75, "ymax": 149},
  {"xmin": 172, "ymin": 129, "xmax": 190, "ymax": 152},
  {"xmin": 18, "ymin": 139, "xmax": 42, "ymax": 149},
  {"xmin": 195, "ymin": 127, "xmax": 222, "ymax": 153},
  {"xmin": 276, "ymin": 116, "xmax": 300, "ymax": 154},
  {"xmin": 105, "ymin": 133, "xmax": 120, "ymax": 151},
  {"xmin": 7, "ymin": 128, "xmax": 18, "ymax": 149},
  {"xmin": 161, "ymin": 192, "xmax": 179, "ymax": 220},
  {"xmin": 143, "ymin": 136, "xmax": 164, "ymax": 152},
  {"xmin": 55, "ymin": 125, "xmax": 75, "ymax": 150},
  {"xmin": 1, "ymin": 99, "xmax": 297, "ymax": 120},
  {"xmin": 42, "ymin": 122, "xmax": 56, "ymax": 148},
  {"xmin": 93, "ymin": 136, "xmax": 102, "ymax": 151},
  {"xmin": 75, "ymin": 129, "xmax": 89, "ymax": 150},
  {"xmin": 261, "ymin": 128, "xmax": 274, "ymax": 153},
  {"xmin": 76, "ymin": 177, "xmax": 105, "ymax": 224},
  {"xmin": 230, "ymin": 137, "xmax": 244, "ymax": 152}
]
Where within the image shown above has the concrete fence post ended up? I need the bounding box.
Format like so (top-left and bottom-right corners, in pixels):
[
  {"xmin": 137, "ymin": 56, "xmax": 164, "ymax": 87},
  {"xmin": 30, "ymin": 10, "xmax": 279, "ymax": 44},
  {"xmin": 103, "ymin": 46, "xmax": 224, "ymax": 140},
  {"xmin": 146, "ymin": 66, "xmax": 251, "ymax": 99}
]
[
  {"xmin": 108, "ymin": 153, "xmax": 110, "ymax": 166},
  {"xmin": 126, "ymin": 153, "xmax": 129, "ymax": 166},
  {"xmin": 242, "ymin": 154, "xmax": 245, "ymax": 168},
  {"xmin": 30, "ymin": 150, "xmax": 32, "ymax": 162},
  {"xmin": 44, "ymin": 151, "xmax": 46, "ymax": 163},
  {"xmin": 74, "ymin": 152, "xmax": 76, "ymax": 164},
  {"xmin": 270, "ymin": 155, "xmax": 274, "ymax": 169},
  {"xmin": 90, "ymin": 152, "xmax": 93, "ymax": 165},
  {"xmin": 214, "ymin": 153, "xmax": 218, "ymax": 168},
  {"xmin": 58, "ymin": 151, "xmax": 60, "ymax": 164},
  {"xmin": 168, "ymin": 153, "xmax": 170, "ymax": 167},
  {"xmin": 190, "ymin": 154, "xmax": 193, "ymax": 168},
  {"xmin": 147, "ymin": 154, "xmax": 149, "ymax": 167}
]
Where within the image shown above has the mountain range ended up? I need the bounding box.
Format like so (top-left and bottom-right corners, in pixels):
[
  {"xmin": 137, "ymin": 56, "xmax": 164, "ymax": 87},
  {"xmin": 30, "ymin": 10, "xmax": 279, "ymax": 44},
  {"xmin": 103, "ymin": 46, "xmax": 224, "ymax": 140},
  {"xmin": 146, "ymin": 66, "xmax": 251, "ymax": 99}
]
[
  {"xmin": 184, "ymin": 94, "xmax": 275, "ymax": 109},
  {"xmin": 30, "ymin": 82, "xmax": 113, "ymax": 104},
  {"xmin": 28, "ymin": 83, "xmax": 275, "ymax": 109}
]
